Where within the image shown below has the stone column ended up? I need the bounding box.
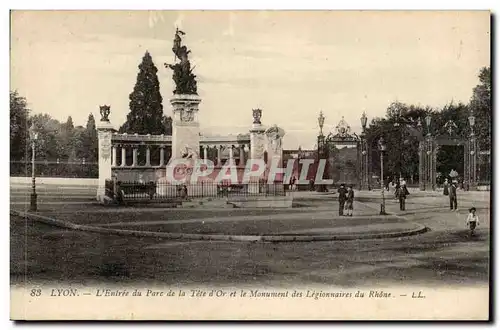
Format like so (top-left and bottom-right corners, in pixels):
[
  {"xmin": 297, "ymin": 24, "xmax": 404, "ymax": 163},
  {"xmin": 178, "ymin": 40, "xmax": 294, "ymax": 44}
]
[
  {"xmin": 250, "ymin": 127, "xmax": 266, "ymax": 161},
  {"xmin": 145, "ymin": 147, "xmax": 151, "ymax": 166},
  {"xmin": 427, "ymin": 137, "xmax": 433, "ymax": 191},
  {"xmin": 229, "ymin": 145, "xmax": 234, "ymax": 163},
  {"xmin": 217, "ymin": 146, "xmax": 222, "ymax": 166},
  {"xmin": 121, "ymin": 146, "xmax": 127, "ymax": 167},
  {"xmin": 160, "ymin": 147, "xmax": 165, "ymax": 166},
  {"xmin": 203, "ymin": 145, "xmax": 208, "ymax": 160},
  {"xmin": 240, "ymin": 145, "xmax": 245, "ymax": 166},
  {"xmin": 171, "ymin": 94, "xmax": 202, "ymax": 159},
  {"xmin": 167, "ymin": 146, "xmax": 172, "ymax": 165},
  {"xmin": 418, "ymin": 141, "xmax": 425, "ymax": 191},
  {"xmin": 469, "ymin": 135, "xmax": 477, "ymax": 190},
  {"xmin": 249, "ymin": 109, "xmax": 266, "ymax": 193},
  {"xmin": 132, "ymin": 147, "xmax": 138, "ymax": 167},
  {"xmin": 359, "ymin": 136, "xmax": 369, "ymax": 190},
  {"xmin": 96, "ymin": 115, "xmax": 114, "ymax": 203},
  {"xmin": 111, "ymin": 146, "xmax": 117, "ymax": 166},
  {"xmin": 432, "ymin": 143, "xmax": 438, "ymax": 191}
]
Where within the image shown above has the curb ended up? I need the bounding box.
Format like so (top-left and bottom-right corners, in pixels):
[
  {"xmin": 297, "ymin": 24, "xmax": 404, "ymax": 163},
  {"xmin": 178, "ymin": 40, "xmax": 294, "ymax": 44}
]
[{"xmin": 11, "ymin": 210, "xmax": 429, "ymax": 243}]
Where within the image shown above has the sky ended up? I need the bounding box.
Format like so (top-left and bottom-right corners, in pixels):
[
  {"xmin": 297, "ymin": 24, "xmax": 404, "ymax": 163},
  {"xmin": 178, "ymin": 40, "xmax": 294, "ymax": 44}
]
[{"xmin": 10, "ymin": 10, "xmax": 490, "ymax": 149}]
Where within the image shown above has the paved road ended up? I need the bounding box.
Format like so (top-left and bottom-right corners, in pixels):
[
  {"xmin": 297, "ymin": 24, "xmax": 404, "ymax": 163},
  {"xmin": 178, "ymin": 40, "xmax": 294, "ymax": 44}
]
[{"xmin": 10, "ymin": 184, "xmax": 491, "ymax": 287}]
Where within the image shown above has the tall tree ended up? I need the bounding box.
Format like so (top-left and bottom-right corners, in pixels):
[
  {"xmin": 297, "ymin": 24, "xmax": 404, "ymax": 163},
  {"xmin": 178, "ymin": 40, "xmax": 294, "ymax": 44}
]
[
  {"xmin": 64, "ymin": 116, "xmax": 74, "ymax": 133},
  {"xmin": 366, "ymin": 101, "xmax": 430, "ymax": 181},
  {"xmin": 30, "ymin": 113, "xmax": 61, "ymax": 160},
  {"xmin": 82, "ymin": 113, "xmax": 98, "ymax": 163},
  {"xmin": 120, "ymin": 51, "xmax": 166, "ymax": 135},
  {"xmin": 56, "ymin": 116, "xmax": 76, "ymax": 160},
  {"xmin": 10, "ymin": 91, "xmax": 30, "ymax": 160},
  {"xmin": 469, "ymin": 66, "xmax": 491, "ymax": 151}
]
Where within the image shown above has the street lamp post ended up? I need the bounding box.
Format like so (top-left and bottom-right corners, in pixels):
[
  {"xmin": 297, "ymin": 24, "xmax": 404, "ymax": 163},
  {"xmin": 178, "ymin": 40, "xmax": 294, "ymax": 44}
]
[
  {"xmin": 318, "ymin": 111, "xmax": 325, "ymax": 136},
  {"xmin": 360, "ymin": 112, "xmax": 368, "ymax": 190},
  {"xmin": 468, "ymin": 112, "xmax": 476, "ymax": 190},
  {"xmin": 29, "ymin": 123, "xmax": 39, "ymax": 212},
  {"xmin": 425, "ymin": 114, "xmax": 433, "ymax": 190},
  {"xmin": 378, "ymin": 137, "xmax": 387, "ymax": 215},
  {"xmin": 317, "ymin": 111, "xmax": 326, "ymax": 192}
]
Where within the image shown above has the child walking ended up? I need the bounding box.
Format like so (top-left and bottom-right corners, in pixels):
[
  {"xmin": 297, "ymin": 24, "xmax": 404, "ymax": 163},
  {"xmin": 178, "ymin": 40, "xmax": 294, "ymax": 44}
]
[{"xmin": 466, "ymin": 207, "xmax": 479, "ymax": 236}]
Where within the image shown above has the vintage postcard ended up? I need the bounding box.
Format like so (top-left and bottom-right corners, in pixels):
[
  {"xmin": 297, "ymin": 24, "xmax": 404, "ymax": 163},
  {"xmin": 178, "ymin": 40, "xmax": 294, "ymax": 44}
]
[{"xmin": 10, "ymin": 10, "xmax": 491, "ymax": 320}]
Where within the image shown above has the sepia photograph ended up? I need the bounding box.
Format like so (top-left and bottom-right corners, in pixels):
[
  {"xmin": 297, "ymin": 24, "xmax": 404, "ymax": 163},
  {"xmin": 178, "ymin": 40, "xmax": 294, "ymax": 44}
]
[{"xmin": 9, "ymin": 9, "xmax": 491, "ymax": 320}]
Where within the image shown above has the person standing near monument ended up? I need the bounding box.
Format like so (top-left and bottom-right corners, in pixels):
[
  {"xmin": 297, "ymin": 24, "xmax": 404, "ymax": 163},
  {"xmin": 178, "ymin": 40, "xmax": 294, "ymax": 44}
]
[
  {"xmin": 337, "ymin": 183, "xmax": 347, "ymax": 216},
  {"xmin": 449, "ymin": 180, "xmax": 458, "ymax": 211},
  {"xmin": 394, "ymin": 178, "xmax": 401, "ymax": 200},
  {"xmin": 345, "ymin": 185, "xmax": 355, "ymax": 216},
  {"xmin": 443, "ymin": 178, "xmax": 449, "ymax": 196},
  {"xmin": 290, "ymin": 176, "xmax": 297, "ymax": 191},
  {"xmin": 397, "ymin": 182, "xmax": 408, "ymax": 211}
]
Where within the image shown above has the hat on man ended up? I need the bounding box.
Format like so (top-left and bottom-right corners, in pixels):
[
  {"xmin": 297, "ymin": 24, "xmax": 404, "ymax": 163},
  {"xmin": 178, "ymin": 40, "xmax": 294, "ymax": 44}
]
[{"xmin": 469, "ymin": 207, "xmax": 476, "ymax": 212}]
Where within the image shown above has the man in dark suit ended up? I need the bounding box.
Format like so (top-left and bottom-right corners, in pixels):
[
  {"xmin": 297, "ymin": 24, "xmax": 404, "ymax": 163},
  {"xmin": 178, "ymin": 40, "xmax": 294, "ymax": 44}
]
[
  {"xmin": 337, "ymin": 184, "xmax": 347, "ymax": 216},
  {"xmin": 398, "ymin": 184, "xmax": 408, "ymax": 211},
  {"xmin": 449, "ymin": 180, "xmax": 458, "ymax": 210}
]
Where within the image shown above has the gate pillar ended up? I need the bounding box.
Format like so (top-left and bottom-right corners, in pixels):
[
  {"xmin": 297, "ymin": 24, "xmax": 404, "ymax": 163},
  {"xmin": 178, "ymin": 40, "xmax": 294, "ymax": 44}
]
[
  {"xmin": 359, "ymin": 136, "xmax": 369, "ymax": 190},
  {"xmin": 418, "ymin": 140, "xmax": 425, "ymax": 191}
]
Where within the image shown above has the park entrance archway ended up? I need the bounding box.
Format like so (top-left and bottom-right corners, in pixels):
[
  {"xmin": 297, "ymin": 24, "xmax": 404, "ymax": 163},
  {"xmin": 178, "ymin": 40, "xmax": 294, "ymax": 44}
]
[
  {"xmin": 419, "ymin": 118, "xmax": 478, "ymax": 191},
  {"xmin": 317, "ymin": 114, "xmax": 369, "ymax": 190}
]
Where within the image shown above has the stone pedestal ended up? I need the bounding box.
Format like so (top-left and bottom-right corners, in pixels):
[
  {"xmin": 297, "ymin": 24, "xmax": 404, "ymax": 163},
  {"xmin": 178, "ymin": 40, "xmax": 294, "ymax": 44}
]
[
  {"xmin": 170, "ymin": 94, "xmax": 201, "ymax": 160},
  {"xmin": 250, "ymin": 123, "xmax": 266, "ymax": 161},
  {"xmin": 96, "ymin": 120, "xmax": 114, "ymax": 202},
  {"xmin": 248, "ymin": 123, "xmax": 266, "ymax": 193}
]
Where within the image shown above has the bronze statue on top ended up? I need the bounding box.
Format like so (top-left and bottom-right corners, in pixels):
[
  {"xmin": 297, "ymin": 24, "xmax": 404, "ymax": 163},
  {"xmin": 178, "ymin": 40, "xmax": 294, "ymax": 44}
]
[{"xmin": 165, "ymin": 28, "xmax": 198, "ymax": 95}]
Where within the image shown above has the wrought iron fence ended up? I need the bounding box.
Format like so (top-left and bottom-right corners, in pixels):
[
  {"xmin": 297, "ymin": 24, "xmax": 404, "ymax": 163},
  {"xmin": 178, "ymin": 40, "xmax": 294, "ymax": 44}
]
[{"xmin": 106, "ymin": 180, "xmax": 286, "ymax": 202}]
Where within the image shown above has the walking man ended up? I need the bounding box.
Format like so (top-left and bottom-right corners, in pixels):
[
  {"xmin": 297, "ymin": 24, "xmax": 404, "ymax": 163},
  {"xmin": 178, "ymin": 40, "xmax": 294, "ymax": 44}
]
[
  {"xmin": 397, "ymin": 183, "xmax": 408, "ymax": 211},
  {"xmin": 443, "ymin": 178, "xmax": 449, "ymax": 196},
  {"xmin": 394, "ymin": 179, "xmax": 401, "ymax": 200},
  {"xmin": 449, "ymin": 180, "xmax": 458, "ymax": 210},
  {"xmin": 337, "ymin": 183, "xmax": 347, "ymax": 216}
]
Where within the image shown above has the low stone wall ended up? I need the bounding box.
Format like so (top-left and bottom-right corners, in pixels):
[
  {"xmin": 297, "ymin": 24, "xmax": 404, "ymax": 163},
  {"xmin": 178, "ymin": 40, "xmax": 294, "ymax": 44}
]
[{"xmin": 10, "ymin": 177, "xmax": 98, "ymax": 186}]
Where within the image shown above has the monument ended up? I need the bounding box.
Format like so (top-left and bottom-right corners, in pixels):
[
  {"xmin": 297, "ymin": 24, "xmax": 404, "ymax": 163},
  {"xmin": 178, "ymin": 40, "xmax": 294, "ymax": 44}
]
[
  {"xmin": 249, "ymin": 109, "xmax": 266, "ymax": 160},
  {"xmin": 95, "ymin": 28, "xmax": 286, "ymax": 200},
  {"xmin": 96, "ymin": 105, "xmax": 115, "ymax": 202},
  {"xmin": 165, "ymin": 28, "xmax": 201, "ymax": 160}
]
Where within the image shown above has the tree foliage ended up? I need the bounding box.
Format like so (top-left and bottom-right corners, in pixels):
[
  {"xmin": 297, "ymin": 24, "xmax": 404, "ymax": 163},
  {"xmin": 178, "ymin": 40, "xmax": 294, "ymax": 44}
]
[
  {"xmin": 364, "ymin": 65, "xmax": 490, "ymax": 183},
  {"xmin": 470, "ymin": 67, "xmax": 491, "ymax": 151},
  {"xmin": 365, "ymin": 99, "xmax": 476, "ymax": 181},
  {"xmin": 82, "ymin": 113, "xmax": 98, "ymax": 162},
  {"xmin": 10, "ymin": 91, "xmax": 31, "ymax": 160},
  {"xmin": 120, "ymin": 51, "xmax": 170, "ymax": 135},
  {"xmin": 365, "ymin": 102, "xmax": 431, "ymax": 180},
  {"xmin": 10, "ymin": 92, "xmax": 99, "ymax": 166}
]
